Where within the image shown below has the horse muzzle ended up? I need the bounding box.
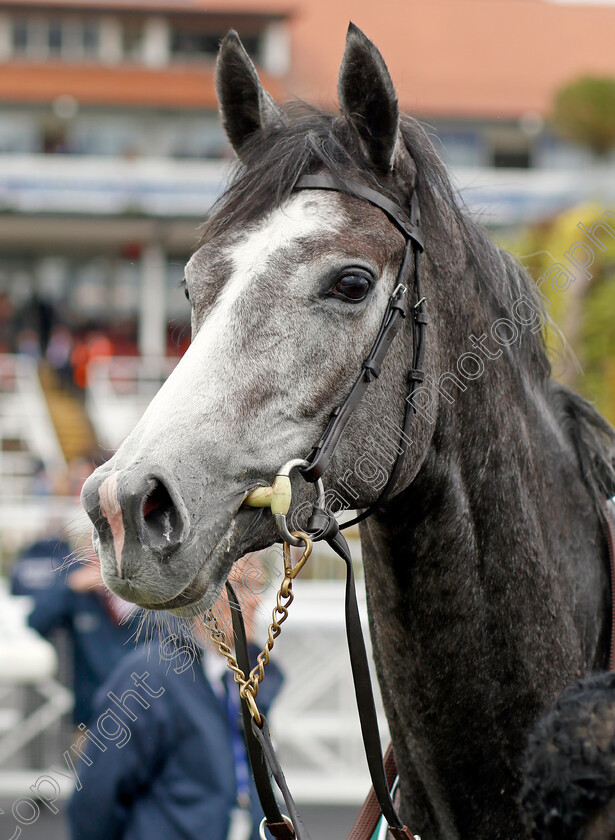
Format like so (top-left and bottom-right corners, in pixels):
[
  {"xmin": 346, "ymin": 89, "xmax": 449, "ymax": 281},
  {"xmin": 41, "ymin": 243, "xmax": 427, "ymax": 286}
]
[{"xmin": 82, "ymin": 468, "xmax": 190, "ymax": 576}]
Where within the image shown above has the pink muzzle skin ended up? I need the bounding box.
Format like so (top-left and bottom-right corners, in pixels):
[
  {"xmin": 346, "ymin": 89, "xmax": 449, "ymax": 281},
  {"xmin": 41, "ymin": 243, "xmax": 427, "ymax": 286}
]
[{"xmin": 98, "ymin": 472, "xmax": 126, "ymax": 577}]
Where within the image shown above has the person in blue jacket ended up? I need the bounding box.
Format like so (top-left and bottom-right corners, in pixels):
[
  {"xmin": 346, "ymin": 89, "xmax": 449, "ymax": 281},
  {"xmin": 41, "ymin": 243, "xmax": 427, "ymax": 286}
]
[
  {"xmin": 12, "ymin": 539, "xmax": 139, "ymax": 725},
  {"xmin": 67, "ymin": 556, "xmax": 284, "ymax": 840}
]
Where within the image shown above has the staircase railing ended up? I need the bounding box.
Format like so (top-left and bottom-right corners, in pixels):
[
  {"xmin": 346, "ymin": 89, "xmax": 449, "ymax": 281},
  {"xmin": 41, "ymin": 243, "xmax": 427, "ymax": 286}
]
[
  {"xmin": 0, "ymin": 355, "xmax": 65, "ymax": 496},
  {"xmin": 85, "ymin": 356, "xmax": 178, "ymax": 451}
]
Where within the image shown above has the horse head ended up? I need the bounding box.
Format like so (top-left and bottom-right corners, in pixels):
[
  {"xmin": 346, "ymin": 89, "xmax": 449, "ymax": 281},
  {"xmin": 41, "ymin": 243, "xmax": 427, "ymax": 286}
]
[{"xmin": 81, "ymin": 24, "xmax": 444, "ymax": 616}]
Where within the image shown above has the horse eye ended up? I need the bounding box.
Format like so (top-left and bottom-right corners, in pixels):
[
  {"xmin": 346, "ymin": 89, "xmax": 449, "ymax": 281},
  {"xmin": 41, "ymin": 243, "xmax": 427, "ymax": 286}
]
[
  {"xmin": 330, "ymin": 274, "xmax": 371, "ymax": 302},
  {"xmin": 184, "ymin": 286, "xmax": 191, "ymax": 303}
]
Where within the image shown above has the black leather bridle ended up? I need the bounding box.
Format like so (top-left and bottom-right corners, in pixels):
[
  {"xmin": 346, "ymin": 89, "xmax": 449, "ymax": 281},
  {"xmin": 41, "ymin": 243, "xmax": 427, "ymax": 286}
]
[
  {"xmin": 229, "ymin": 172, "xmax": 427, "ymax": 840},
  {"xmin": 293, "ymin": 173, "xmax": 427, "ymax": 528}
]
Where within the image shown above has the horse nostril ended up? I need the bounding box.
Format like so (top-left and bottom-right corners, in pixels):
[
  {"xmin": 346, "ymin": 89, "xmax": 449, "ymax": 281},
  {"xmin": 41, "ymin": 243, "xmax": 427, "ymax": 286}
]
[{"xmin": 139, "ymin": 477, "xmax": 186, "ymax": 557}]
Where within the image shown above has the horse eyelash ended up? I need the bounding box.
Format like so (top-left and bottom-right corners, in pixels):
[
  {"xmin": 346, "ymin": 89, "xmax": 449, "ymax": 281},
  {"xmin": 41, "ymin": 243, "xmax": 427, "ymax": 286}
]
[{"xmin": 179, "ymin": 277, "xmax": 191, "ymax": 303}]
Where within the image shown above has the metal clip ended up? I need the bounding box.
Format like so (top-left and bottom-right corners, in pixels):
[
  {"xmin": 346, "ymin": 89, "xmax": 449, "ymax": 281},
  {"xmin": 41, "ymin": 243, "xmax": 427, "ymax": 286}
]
[
  {"xmin": 283, "ymin": 532, "xmax": 312, "ymax": 580},
  {"xmin": 260, "ymin": 816, "xmax": 293, "ymax": 840}
]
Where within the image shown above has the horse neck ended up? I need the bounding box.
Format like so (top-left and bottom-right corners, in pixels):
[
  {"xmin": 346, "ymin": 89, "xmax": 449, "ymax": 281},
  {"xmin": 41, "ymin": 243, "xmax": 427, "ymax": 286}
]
[
  {"xmin": 356, "ymin": 209, "xmax": 610, "ymax": 840},
  {"xmin": 358, "ymin": 296, "xmax": 609, "ymax": 840},
  {"xmin": 382, "ymin": 213, "xmax": 599, "ymax": 565}
]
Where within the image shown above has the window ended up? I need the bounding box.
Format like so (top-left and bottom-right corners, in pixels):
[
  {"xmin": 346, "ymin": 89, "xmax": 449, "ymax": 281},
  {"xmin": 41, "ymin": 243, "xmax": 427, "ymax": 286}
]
[
  {"xmin": 170, "ymin": 28, "xmax": 260, "ymax": 62},
  {"xmin": 82, "ymin": 22, "xmax": 99, "ymax": 56},
  {"xmin": 122, "ymin": 21, "xmax": 143, "ymax": 61},
  {"xmin": 9, "ymin": 15, "xmax": 101, "ymax": 61},
  {"xmin": 487, "ymin": 126, "xmax": 533, "ymax": 169},
  {"xmin": 492, "ymin": 149, "xmax": 531, "ymax": 169},
  {"xmin": 11, "ymin": 19, "xmax": 28, "ymax": 54},
  {"xmin": 47, "ymin": 20, "xmax": 63, "ymax": 56}
]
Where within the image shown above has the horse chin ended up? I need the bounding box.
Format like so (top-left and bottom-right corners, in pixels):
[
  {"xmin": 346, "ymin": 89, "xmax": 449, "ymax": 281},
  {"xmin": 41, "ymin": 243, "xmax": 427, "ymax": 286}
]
[{"xmin": 97, "ymin": 505, "xmax": 277, "ymax": 616}]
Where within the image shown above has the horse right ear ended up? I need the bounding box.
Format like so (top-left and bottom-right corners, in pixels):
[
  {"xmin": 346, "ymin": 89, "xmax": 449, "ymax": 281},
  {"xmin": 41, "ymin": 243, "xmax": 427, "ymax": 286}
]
[
  {"xmin": 338, "ymin": 23, "xmax": 407, "ymax": 177},
  {"xmin": 216, "ymin": 31, "xmax": 285, "ymax": 160}
]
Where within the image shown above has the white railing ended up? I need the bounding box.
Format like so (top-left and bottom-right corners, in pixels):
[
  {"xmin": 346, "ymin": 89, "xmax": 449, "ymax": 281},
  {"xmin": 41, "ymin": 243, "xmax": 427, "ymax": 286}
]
[
  {"xmin": 453, "ymin": 164, "xmax": 615, "ymax": 225},
  {"xmin": 260, "ymin": 577, "xmax": 388, "ymax": 804},
  {"xmin": 0, "ymin": 582, "xmax": 73, "ymax": 797},
  {"xmin": 85, "ymin": 355, "xmax": 178, "ymax": 451},
  {"xmin": 0, "ymin": 354, "xmax": 65, "ymax": 496},
  {"xmin": 0, "ymin": 154, "xmax": 227, "ymax": 217}
]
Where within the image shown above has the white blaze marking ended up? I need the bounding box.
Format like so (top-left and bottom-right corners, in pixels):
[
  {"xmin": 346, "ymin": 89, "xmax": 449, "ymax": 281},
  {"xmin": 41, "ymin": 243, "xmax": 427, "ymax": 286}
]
[
  {"xmin": 170, "ymin": 194, "xmax": 340, "ymax": 398},
  {"xmin": 120, "ymin": 191, "xmax": 343, "ymax": 456}
]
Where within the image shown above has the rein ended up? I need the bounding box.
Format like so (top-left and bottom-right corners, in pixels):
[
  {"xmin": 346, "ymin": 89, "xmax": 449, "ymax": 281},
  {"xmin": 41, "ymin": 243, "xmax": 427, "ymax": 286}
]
[{"xmin": 224, "ymin": 172, "xmax": 425, "ymax": 840}]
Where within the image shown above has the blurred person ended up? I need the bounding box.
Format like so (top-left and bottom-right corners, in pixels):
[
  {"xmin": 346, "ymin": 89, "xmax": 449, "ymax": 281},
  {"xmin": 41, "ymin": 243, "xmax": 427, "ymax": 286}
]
[
  {"xmin": 0, "ymin": 291, "xmax": 14, "ymax": 352},
  {"xmin": 18, "ymin": 545, "xmax": 139, "ymax": 726},
  {"xmin": 16, "ymin": 327, "xmax": 41, "ymax": 359},
  {"xmin": 67, "ymin": 457, "xmax": 96, "ymax": 497},
  {"xmin": 71, "ymin": 330, "xmax": 113, "ymax": 390},
  {"xmin": 28, "ymin": 457, "xmax": 54, "ymax": 496},
  {"xmin": 68, "ymin": 554, "xmax": 283, "ymax": 840},
  {"xmin": 10, "ymin": 526, "xmax": 71, "ymax": 596},
  {"xmin": 46, "ymin": 323, "xmax": 75, "ymax": 391},
  {"xmin": 15, "ymin": 293, "xmax": 56, "ymax": 354}
]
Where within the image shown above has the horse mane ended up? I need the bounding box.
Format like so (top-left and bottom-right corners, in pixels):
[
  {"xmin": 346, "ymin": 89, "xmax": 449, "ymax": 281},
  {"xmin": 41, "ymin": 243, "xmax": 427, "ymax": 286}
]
[
  {"xmin": 551, "ymin": 384, "xmax": 615, "ymax": 508},
  {"xmin": 202, "ymin": 101, "xmax": 615, "ymax": 507}
]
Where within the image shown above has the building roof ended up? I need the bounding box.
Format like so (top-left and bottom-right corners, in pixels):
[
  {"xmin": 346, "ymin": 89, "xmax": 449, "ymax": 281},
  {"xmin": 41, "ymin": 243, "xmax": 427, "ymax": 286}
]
[
  {"xmin": 286, "ymin": 0, "xmax": 615, "ymax": 119},
  {"xmin": 1, "ymin": 0, "xmax": 615, "ymax": 118},
  {"xmin": 0, "ymin": 62, "xmax": 284, "ymax": 109}
]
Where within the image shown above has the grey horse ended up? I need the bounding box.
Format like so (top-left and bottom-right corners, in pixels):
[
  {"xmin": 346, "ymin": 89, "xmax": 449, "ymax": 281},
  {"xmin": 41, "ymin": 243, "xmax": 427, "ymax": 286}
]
[{"xmin": 82, "ymin": 24, "xmax": 615, "ymax": 840}]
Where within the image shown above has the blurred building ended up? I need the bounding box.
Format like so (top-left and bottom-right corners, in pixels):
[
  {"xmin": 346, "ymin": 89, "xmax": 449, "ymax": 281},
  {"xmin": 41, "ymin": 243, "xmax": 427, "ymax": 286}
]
[
  {"xmin": 1, "ymin": 0, "xmax": 615, "ymax": 365},
  {"xmin": 0, "ymin": 0, "xmax": 613, "ymax": 473},
  {"xmin": 0, "ymin": 0, "xmax": 292, "ymax": 362}
]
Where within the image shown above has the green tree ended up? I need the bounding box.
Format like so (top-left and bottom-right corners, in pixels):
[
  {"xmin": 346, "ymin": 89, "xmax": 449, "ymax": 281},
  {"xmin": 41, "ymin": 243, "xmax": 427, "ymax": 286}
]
[
  {"xmin": 501, "ymin": 204, "xmax": 615, "ymax": 425},
  {"xmin": 551, "ymin": 76, "xmax": 615, "ymax": 157}
]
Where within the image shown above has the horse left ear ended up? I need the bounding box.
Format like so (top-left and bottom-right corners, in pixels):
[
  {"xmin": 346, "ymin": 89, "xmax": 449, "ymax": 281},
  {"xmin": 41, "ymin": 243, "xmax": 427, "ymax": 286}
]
[
  {"xmin": 338, "ymin": 23, "xmax": 404, "ymax": 174},
  {"xmin": 216, "ymin": 30, "xmax": 285, "ymax": 160}
]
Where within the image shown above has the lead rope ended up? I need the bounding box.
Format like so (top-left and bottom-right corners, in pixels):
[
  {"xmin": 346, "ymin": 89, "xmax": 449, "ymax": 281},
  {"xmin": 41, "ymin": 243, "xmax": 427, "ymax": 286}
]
[{"xmin": 217, "ymin": 526, "xmax": 414, "ymax": 840}]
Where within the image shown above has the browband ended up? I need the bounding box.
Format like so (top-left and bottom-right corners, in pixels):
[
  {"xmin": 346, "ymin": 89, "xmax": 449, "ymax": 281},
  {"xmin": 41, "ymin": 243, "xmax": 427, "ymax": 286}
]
[{"xmin": 294, "ymin": 174, "xmax": 424, "ymax": 251}]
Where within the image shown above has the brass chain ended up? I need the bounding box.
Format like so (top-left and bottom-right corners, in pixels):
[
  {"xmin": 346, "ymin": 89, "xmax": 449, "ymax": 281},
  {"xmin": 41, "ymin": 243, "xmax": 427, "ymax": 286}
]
[{"xmin": 203, "ymin": 532, "xmax": 312, "ymax": 726}]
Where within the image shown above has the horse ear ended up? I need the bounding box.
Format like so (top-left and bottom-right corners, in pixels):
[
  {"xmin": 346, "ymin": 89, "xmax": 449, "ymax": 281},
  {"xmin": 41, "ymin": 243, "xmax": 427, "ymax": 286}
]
[
  {"xmin": 216, "ymin": 30, "xmax": 284, "ymax": 160},
  {"xmin": 338, "ymin": 23, "xmax": 402, "ymax": 174}
]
